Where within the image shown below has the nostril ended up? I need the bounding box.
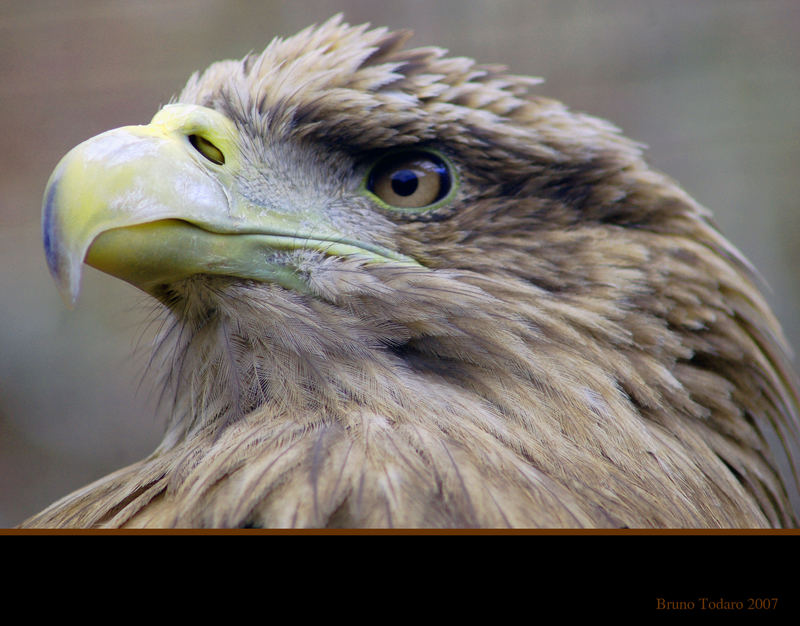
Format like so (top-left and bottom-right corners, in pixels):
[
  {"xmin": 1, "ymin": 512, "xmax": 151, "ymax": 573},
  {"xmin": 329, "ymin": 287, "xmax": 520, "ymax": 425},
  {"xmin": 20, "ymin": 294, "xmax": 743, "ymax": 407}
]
[{"xmin": 188, "ymin": 134, "xmax": 225, "ymax": 165}]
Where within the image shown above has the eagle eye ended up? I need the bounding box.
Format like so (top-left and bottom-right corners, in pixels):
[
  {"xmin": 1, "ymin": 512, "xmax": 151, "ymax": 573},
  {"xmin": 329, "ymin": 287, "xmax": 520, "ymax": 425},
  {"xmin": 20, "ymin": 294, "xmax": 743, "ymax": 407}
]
[
  {"xmin": 365, "ymin": 150, "xmax": 454, "ymax": 211},
  {"xmin": 188, "ymin": 134, "xmax": 225, "ymax": 165}
]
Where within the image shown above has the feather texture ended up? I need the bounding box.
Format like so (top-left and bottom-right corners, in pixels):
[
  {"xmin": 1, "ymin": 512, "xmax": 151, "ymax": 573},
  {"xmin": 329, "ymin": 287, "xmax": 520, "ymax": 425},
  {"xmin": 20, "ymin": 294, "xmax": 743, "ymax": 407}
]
[{"xmin": 25, "ymin": 16, "xmax": 800, "ymax": 528}]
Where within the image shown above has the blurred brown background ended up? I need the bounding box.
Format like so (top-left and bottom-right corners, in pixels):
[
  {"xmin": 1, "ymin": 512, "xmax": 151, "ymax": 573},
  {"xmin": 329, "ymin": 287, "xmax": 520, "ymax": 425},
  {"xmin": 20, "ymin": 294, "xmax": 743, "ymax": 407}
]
[{"xmin": 1, "ymin": 0, "xmax": 798, "ymax": 526}]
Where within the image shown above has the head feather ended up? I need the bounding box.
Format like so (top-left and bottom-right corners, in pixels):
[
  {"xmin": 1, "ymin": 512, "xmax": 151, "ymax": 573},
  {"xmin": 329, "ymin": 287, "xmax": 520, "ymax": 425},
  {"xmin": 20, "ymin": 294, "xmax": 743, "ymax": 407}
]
[{"xmin": 25, "ymin": 16, "xmax": 800, "ymax": 528}]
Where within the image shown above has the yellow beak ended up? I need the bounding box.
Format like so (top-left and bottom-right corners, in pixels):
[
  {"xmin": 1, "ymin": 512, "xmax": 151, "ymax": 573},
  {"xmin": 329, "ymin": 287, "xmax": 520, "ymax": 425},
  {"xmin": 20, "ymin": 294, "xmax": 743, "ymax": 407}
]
[{"xmin": 42, "ymin": 103, "xmax": 418, "ymax": 306}]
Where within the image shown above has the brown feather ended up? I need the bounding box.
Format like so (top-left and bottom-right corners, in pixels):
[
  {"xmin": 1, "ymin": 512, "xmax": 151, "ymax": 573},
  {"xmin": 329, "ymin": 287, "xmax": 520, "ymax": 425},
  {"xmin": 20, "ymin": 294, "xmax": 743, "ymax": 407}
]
[{"xmin": 24, "ymin": 16, "xmax": 800, "ymax": 528}]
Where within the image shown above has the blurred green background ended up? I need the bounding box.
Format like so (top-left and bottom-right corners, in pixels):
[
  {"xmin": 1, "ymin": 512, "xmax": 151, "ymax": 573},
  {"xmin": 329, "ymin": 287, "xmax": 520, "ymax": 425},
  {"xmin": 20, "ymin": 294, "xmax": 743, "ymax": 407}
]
[{"xmin": 1, "ymin": 0, "xmax": 798, "ymax": 526}]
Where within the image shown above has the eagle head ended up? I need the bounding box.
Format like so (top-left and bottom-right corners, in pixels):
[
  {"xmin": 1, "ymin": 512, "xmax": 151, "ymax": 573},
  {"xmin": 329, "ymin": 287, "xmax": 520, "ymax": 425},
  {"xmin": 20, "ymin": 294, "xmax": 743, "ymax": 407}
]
[{"xmin": 32, "ymin": 16, "xmax": 799, "ymax": 528}]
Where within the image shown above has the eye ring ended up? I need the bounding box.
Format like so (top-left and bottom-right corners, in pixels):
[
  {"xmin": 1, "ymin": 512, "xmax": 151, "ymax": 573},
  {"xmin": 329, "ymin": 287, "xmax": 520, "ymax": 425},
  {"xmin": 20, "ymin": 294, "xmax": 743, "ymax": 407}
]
[
  {"xmin": 188, "ymin": 134, "xmax": 225, "ymax": 165},
  {"xmin": 364, "ymin": 149, "xmax": 455, "ymax": 211}
]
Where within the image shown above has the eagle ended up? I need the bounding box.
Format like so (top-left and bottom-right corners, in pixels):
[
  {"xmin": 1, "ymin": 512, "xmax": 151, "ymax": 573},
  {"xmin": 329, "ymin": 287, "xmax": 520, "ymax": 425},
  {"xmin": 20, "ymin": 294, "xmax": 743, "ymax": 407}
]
[{"xmin": 24, "ymin": 16, "xmax": 800, "ymax": 528}]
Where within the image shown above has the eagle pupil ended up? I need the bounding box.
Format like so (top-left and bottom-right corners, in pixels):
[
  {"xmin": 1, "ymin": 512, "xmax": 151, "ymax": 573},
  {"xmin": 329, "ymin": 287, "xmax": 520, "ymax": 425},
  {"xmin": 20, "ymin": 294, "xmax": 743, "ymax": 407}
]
[{"xmin": 391, "ymin": 170, "xmax": 419, "ymax": 196}]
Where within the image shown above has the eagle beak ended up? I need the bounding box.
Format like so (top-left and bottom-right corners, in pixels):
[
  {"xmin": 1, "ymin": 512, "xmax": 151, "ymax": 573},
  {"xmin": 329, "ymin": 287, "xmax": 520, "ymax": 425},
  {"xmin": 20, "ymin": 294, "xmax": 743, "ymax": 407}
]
[
  {"xmin": 42, "ymin": 104, "xmax": 419, "ymax": 307},
  {"xmin": 42, "ymin": 104, "xmax": 237, "ymax": 306}
]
